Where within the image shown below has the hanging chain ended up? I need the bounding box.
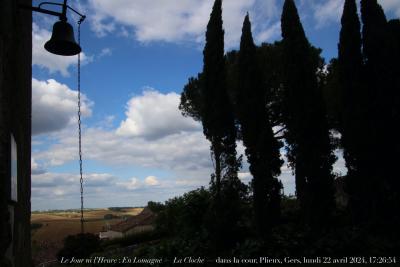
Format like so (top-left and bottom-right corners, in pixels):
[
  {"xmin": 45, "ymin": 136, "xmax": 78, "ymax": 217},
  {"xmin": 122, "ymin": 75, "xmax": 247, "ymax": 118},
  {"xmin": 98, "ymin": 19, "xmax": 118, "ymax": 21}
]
[{"xmin": 77, "ymin": 17, "xmax": 85, "ymax": 234}]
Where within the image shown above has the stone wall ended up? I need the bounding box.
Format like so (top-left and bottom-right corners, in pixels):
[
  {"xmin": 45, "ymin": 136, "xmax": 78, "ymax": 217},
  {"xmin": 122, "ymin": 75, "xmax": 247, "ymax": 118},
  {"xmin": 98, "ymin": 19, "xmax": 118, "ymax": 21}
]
[{"xmin": 0, "ymin": 0, "xmax": 32, "ymax": 266}]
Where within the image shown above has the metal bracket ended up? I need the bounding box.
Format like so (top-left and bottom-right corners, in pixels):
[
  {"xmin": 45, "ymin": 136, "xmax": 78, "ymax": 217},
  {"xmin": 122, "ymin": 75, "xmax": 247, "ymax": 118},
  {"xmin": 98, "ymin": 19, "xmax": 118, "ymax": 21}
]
[{"xmin": 19, "ymin": 0, "xmax": 85, "ymax": 22}]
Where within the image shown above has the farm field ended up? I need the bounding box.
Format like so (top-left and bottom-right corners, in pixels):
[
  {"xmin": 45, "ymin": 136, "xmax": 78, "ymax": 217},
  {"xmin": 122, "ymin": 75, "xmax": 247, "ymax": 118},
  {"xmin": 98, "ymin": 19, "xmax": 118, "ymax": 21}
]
[{"xmin": 31, "ymin": 207, "xmax": 143, "ymax": 265}]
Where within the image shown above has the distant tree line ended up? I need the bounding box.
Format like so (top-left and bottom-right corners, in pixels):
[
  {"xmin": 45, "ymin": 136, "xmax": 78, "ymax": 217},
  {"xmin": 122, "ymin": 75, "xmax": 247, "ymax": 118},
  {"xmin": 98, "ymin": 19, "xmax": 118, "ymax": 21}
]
[
  {"xmin": 177, "ymin": 0, "xmax": 400, "ymax": 251},
  {"xmin": 108, "ymin": 207, "xmax": 135, "ymax": 211}
]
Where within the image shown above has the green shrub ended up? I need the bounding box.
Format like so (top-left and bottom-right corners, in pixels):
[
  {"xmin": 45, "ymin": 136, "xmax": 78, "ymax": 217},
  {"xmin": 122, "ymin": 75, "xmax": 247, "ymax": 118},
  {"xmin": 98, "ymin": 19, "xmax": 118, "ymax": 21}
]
[{"xmin": 57, "ymin": 233, "xmax": 101, "ymax": 260}]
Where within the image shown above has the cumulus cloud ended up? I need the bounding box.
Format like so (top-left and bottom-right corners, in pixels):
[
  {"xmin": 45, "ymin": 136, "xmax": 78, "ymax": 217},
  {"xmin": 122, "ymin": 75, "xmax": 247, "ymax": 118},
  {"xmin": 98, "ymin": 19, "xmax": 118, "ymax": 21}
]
[
  {"xmin": 115, "ymin": 175, "xmax": 160, "ymax": 190},
  {"xmin": 32, "ymin": 88, "xmax": 212, "ymax": 206},
  {"xmin": 255, "ymin": 22, "xmax": 281, "ymax": 44},
  {"xmin": 116, "ymin": 90, "xmax": 200, "ymax": 140},
  {"xmin": 98, "ymin": 47, "xmax": 112, "ymax": 59},
  {"xmin": 31, "ymin": 158, "xmax": 46, "ymax": 175},
  {"xmin": 32, "ymin": 23, "xmax": 92, "ymax": 76},
  {"xmin": 86, "ymin": 0, "xmax": 280, "ymax": 48},
  {"xmin": 32, "ymin": 78, "xmax": 93, "ymax": 135},
  {"xmin": 32, "ymin": 87, "xmax": 299, "ymax": 200},
  {"xmin": 117, "ymin": 177, "xmax": 140, "ymax": 190},
  {"xmin": 312, "ymin": 0, "xmax": 345, "ymax": 28},
  {"xmin": 32, "ymin": 172, "xmax": 117, "ymax": 189},
  {"xmin": 32, "ymin": 86, "xmax": 348, "ymax": 208},
  {"xmin": 144, "ymin": 176, "xmax": 160, "ymax": 186},
  {"xmin": 311, "ymin": 0, "xmax": 400, "ymax": 29},
  {"xmin": 35, "ymin": 127, "xmax": 211, "ymax": 171},
  {"xmin": 30, "ymin": 170, "xmax": 188, "ymax": 210},
  {"xmin": 380, "ymin": 0, "xmax": 400, "ymax": 17}
]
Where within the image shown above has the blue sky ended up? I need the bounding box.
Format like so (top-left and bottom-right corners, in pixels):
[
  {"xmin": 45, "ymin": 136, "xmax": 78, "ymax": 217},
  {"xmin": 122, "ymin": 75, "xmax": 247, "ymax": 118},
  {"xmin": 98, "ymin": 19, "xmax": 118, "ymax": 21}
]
[{"xmin": 31, "ymin": 0, "xmax": 400, "ymax": 210}]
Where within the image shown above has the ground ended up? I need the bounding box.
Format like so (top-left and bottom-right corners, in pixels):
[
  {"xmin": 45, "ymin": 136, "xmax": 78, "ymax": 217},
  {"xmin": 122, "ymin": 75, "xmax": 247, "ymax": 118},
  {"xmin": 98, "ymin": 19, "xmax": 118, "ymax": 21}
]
[{"xmin": 31, "ymin": 207, "xmax": 143, "ymax": 265}]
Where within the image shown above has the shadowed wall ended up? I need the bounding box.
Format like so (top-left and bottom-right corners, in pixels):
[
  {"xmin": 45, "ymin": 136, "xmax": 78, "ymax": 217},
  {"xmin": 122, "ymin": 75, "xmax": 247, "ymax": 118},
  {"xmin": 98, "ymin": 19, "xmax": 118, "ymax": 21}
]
[{"xmin": 0, "ymin": 0, "xmax": 32, "ymax": 266}]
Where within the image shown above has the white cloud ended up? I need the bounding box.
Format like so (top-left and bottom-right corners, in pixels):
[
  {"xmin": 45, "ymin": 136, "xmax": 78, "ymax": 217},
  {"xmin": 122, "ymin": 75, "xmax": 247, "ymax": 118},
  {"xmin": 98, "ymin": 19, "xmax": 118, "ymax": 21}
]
[
  {"xmin": 32, "ymin": 78, "xmax": 93, "ymax": 135},
  {"xmin": 86, "ymin": 0, "xmax": 280, "ymax": 48},
  {"xmin": 144, "ymin": 176, "xmax": 160, "ymax": 186},
  {"xmin": 95, "ymin": 115, "xmax": 116, "ymax": 129},
  {"xmin": 31, "ymin": 157, "xmax": 46, "ymax": 175},
  {"xmin": 380, "ymin": 0, "xmax": 400, "ymax": 17},
  {"xmin": 32, "ymin": 23, "xmax": 92, "ymax": 76},
  {"xmin": 116, "ymin": 89, "xmax": 200, "ymax": 140},
  {"xmin": 32, "ymin": 87, "xmax": 351, "ymax": 208},
  {"xmin": 32, "ymin": 172, "xmax": 117, "ymax": 189},
  {"xmin": 32, "ymin": 85, "xmax": 300, "ymax": 201},
  {"xmin": 30, "ymin": 171, "xmax": 135, "ymax": 209},
  {"xmin": 30, "ymin": 169, "xmax": 194, "ymax": 210},
  {"xmin": 310, "ymin": 0, "xmax": 400, "ymax": 29},
  {"xmin": 98, "ymin": 47, "xmax": 112, "ymax": 58},
  {"xmin": 32, "ymin": 89, "xmax": 212, "ymax": 195},
  {"xmin": 35, "ymin": 127, "xmax": 211, "ymax": 171},
  {"xmin": 117, "ymin": 177, "xmax": 140, "ymax": 190},
  {"xmin": 313, "ymin": 0, "xmax": 345, "ymax": 28},
  {"xmin": 255, "ymin": 22, "xmax": 281, "ymax": 44}
]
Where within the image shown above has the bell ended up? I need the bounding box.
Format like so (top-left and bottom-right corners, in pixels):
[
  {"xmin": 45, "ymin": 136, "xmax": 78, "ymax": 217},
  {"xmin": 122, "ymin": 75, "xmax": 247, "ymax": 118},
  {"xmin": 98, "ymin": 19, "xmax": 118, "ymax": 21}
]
[{"xmin": 45, "ymin": 20, "xmax": 81, "ymax": 56}]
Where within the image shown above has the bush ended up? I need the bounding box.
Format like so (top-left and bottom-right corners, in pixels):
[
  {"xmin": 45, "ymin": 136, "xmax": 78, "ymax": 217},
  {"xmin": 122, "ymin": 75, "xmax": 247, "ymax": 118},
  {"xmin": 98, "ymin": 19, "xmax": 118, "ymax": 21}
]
[
  {"xmin": 57, "ymin": 233, "xmax": 101, "ymax": 260},
  {"xmin": 155, "ymin": 187, "xmax": 211, "ymax": 237},
  {"xmin": 102, "ymin": 229, "xmax": 162, "ymax": 249},
  {"xmin": 147, "ymin": 201, "xmax": 164, "ymax": 213}
]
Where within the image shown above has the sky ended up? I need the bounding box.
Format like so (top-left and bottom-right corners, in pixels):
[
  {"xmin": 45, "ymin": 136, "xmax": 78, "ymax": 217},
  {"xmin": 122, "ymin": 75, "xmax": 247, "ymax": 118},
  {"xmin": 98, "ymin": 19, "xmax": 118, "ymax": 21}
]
[{"xmin": 31, "ymin": 0, "xmax": 400, "ymax": 211}]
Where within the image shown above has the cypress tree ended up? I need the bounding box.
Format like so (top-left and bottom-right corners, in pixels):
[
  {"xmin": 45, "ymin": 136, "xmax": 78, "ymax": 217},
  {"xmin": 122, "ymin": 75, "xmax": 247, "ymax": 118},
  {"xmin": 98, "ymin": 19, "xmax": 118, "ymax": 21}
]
[
  {"xmin": 236, "ymin": 14, "xmax": 283, "ymax": 233},
  {"xmin": 201, "ymin": 0, "xmax": 243, "ymax": 248},
  {"xmin": 281, "ymin": 0, "xmax": 336, "ymax": 226},
  {"xmin": 202, "ymin": 0, "xmax": 239, "ymax": 196},
  {"xmin": 360, "ymin": 0, "xmax": 394, "ymax": 219},
  {"xmin": 337, "ymin": 0, "xmax": 366, "ymax": 221}
]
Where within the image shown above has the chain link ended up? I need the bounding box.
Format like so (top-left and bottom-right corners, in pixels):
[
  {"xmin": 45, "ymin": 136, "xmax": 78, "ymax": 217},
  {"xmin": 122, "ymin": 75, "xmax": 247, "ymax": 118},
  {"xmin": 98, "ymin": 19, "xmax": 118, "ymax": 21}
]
[{"xmin": 77, "ymin": 18, "xmax": 84, "ymax": 234}]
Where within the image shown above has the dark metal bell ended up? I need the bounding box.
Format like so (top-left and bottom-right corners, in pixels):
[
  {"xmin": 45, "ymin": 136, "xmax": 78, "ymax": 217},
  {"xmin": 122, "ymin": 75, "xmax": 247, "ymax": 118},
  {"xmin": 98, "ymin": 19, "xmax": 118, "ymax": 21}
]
[{"xmin": 44, "ymin": 20, "xmax": 81, "ymax": 56}]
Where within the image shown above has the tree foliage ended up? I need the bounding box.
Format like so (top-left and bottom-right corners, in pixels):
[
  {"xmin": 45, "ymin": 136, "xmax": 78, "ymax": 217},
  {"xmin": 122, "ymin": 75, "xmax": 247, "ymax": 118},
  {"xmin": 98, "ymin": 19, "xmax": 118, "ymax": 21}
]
[
  {"xmin": 57, "ymin": 233, "xmax": 100, "ymax": 260},
  {"xmin": 179, "ymin": 75, "xmax": 203, "ymax": 122},
  {"xmin": 281, "ymin": 0, "xmax": 336, "ymax": 226},
  {"xmin": 337, "ymin": 0, "xmax": 368, "ymax": 222},
  {"xmin": 235, "ymin": 14, "xmax": 283, "ymax": 233},
  {"xmin": 175, "ymin": 0, "xmax": 400, "ymax": 254},
  {"xmin": 179, "ymin": 0, "xmax": 245, "ymax": 250},
  {"xmin": 359, "ymin": 0, "xmax": 400, "ymax": 220}
]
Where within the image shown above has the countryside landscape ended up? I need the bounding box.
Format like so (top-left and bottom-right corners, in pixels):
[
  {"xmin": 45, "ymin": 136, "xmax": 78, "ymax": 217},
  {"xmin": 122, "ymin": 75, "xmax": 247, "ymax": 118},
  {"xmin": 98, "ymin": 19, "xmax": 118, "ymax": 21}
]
[
  {"xmin": 31, "ymin": 207, "xmax": 147, "ymax": 265},
  {"xmin": 29, "ymin": 0, "xmax": 400, "ymax": 265},
  {"xmin": 3, "ymin": 0, "xmax": 398, "ymax": 266}
]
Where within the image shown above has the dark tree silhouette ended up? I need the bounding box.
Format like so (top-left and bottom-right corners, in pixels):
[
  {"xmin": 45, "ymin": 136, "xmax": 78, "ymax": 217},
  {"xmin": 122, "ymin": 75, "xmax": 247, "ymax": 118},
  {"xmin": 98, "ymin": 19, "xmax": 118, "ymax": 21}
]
[
  {"xmin": 337, "ymin": 0, "xmax": 366, "ymax": 222},
  {"xmin": 323, "ymin": 58, "xmax": 342, "ymax": 129},
  {"xmin": 180, "ymin": 74, "xmax": 203, "ymax": 122},
  {"xmin": 180, "ymin": 0, "xmax": 245, "ymax": 249},
  {"xmin": 201, "ymin": 0, "xmax": 240, "ymax": 199},
  {"xmin": 57, "ymin": 233, "xmax": 100, "ymax": 260},
  {"xmin": 225, "ymin": 42, "xmax": 286, "ymax": 133},
  {"xmin": 360, "ymin": 0, "xmax": 395, "ymax": 220},
  {"xmin": 281, "ymin": 0, "xmax": 336, "ymax": 226},
  {"xmin": 361, "ymin": 1, "xmax": 400, "ymax": 220},
  {"xmin": 387, "ymin": 19, "xmax": 400, "ymax": 216},
  {"xmin": 236, "ymin": 14, "xmax": 283, "ymax": 234}
]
